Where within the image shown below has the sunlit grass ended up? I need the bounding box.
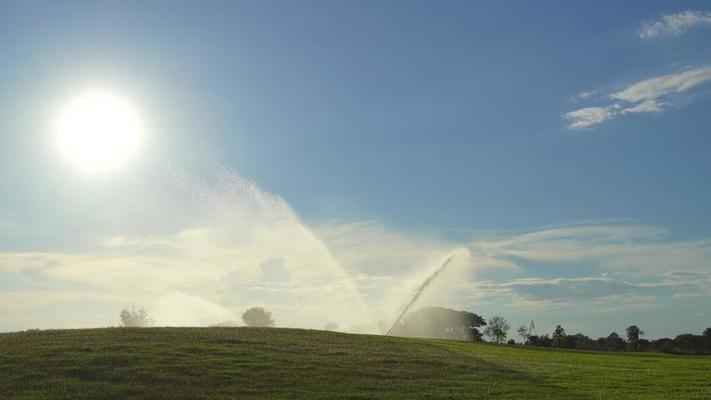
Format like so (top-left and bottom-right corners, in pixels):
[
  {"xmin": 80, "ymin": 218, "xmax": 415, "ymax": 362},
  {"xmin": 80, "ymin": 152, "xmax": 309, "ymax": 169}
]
[{"xmin": 1, "ymin": 328, "xmax": 709, "ymax": 399}]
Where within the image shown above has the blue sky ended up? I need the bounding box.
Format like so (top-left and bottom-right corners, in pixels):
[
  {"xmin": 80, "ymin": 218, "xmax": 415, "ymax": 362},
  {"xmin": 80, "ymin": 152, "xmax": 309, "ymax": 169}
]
[{"xmin": 1, "ymin": 1, "xmax": 711, "ymax": 338}]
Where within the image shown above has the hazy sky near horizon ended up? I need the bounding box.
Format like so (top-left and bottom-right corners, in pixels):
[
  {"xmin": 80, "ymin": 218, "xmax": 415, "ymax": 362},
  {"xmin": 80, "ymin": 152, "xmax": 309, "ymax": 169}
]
[{"xmin": 1, "ymin": 1, "xmax": 711, "ymax": 338}]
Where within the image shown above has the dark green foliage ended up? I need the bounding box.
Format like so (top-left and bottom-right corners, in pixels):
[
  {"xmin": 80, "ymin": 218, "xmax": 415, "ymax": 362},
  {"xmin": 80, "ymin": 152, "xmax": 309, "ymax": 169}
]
[
  {"xmin": 571, "ymin": 334, "xmax": 596, "ymax": 350},
  {"xmin": 552, "ymin": 325, "xmax": 566, "ymax": 348},
  {"xmin": 606, "ymin": 332, "xmax": 627, "ymax": 351},
  {"xmin": 484, "ymin": 316, "xmax": 510, "ymax": 344},
  {"xmin": 516, "ymin": 324, "xmax": 529, "ymax": 343},
  {"xmin": 626, "ymin": 325, "xmax": 644, "ymax": 351},
  {"xmin": 1, "ymin": 328, "xmax": 710, "ymax": 399},
  {"xmin": 524, "ymin": 326, "xmax": 710, "ymax": 355},
  {"xmin": 526, "ymin": 334, "xmax": 553, "ymax": 347},
  {"xmin": 241, "ymin": 307, "xmax": 275, "ymax": 327},
  {"xmin": 626, "ymin": 325, "xmax": 643, "ymax": 342},
  {"xmin": 673, "ymin": 334, "xmax": 706, "ymax": 355},
  {"xmin": 389, "ymin": 306, "xmax": 486, "ymax": 341},
  {"xmin": 636, "ymin": 339, "xmax": 650, "ymax": 352},
  {"xmin": 650, "ymin": 338, "xmax": 674, "ymax": 353}
]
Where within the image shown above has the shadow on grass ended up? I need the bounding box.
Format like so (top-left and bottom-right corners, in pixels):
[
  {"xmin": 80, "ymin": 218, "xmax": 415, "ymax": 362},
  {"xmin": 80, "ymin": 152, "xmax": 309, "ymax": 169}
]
[
  {"xmin": 405, "ymin": 338, "xmax": 595, "ymax": 400},
  {"xmin": 1, "ymin": 328, "xmax": 595, "ymax": 399}
]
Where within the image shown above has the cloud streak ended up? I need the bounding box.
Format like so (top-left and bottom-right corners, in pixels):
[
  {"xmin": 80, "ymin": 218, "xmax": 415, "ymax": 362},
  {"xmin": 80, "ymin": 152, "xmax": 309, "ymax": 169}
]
[
  {"xmin": 564, "ymin": 105, "xmax": 619, "ymax": 129},
  {"xmin": 640, "ymin": 10, "xmax": 711, "ymax": 39},
  {"xmin": 610, "ymin": 67, "xmax": 711, "ymax": 103},
  {"xmin": 564, "ymin": 67, "xmax": 711, "ymax": 129},
  {"xmin": 475, "ymin": 275, "xmax": 705, "ymax": 305}
]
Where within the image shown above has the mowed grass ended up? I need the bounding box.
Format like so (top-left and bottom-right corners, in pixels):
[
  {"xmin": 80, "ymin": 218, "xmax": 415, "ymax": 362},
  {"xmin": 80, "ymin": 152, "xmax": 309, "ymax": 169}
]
[{"xmin": 0, "ymin": 328, "xmax": 709, "ymax": 399}]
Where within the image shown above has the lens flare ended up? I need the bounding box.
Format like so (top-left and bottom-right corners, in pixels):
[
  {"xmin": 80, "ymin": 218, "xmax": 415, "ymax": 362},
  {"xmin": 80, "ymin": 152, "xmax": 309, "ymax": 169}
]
[{"xmin": 54, "ymin": 90, "xmax": 142, "ymax": 173}]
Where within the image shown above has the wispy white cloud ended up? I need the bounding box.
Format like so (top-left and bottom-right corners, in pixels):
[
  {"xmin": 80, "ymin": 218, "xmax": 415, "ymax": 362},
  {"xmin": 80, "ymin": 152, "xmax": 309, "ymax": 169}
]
[
  {"xmin": 610, "ymin": 67, "xmax": 711, "ymax": 102},
  {"xmin": 563, "ymin": 9, "xmax": 711, "ymax": 130},
  {"xmin": 466, "ymin": 274, "xmax": 708, "ymax": 310},
  {"xmin": 619, "ymin": 99, "xmax": 665, "ymax": 115},
  {"xmin": 470, "ymin": 223, "xmax": 711, "ymax": 274},
  {"xmin": 495, "ymin": 277, "xmax": 688, "ymax": 300},
  {"xmin": 570, "ymin": 90, "xmax": 597, "ymax": 103},
  {"xmin": 563, "ymin": 105, "xmax": 619, "ymax": 130},
  {"xmin": 564, "ymin": 67, "xmax": 711, "ymax": 129},
  {"xmin": 640, "ymin": 10, "xmax": 711, "ymax": 39}
]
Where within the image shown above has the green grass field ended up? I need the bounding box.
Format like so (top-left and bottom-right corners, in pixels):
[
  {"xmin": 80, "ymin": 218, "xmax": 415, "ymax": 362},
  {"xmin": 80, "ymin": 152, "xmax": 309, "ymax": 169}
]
[{"xmin": 1, "ymin": 327, "xmax": 709, "ymax": 399}]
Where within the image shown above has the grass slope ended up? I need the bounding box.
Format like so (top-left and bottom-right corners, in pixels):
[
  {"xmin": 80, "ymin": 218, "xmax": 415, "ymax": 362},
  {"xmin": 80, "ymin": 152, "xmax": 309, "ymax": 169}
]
[{"xmin": 1, "ymin": 327, "xmax": 709, "ymax": 399}]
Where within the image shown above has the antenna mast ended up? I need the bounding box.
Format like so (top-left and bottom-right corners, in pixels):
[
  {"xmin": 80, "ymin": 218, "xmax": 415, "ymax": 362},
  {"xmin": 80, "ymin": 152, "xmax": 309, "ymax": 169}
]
[{"xmin": 528, "ymin": 320, "xmax": 537, "ymax": 337}]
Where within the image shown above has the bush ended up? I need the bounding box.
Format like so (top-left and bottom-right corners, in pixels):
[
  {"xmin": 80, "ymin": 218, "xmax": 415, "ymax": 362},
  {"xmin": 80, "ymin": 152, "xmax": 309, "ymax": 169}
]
[
  {"xmin": 119, "ymin": 306, "xmax": 154, "ymax": 327},
  {"xmin": 242, "ymin": 307, "xmax": 275, "ymax": 327}
]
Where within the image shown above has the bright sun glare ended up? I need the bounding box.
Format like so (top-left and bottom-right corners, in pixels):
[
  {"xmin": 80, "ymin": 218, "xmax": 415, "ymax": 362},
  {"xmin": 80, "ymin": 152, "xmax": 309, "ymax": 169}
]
[{"xmin": 54, "ymin": 90, "xmax": 142, "ymax": 173}]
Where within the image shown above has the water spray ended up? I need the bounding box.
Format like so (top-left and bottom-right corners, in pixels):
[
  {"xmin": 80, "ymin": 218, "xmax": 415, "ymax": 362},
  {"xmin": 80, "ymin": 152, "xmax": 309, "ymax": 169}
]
[{"xmin": 384, "ymin": 254, "xmax": 457, "ymax": 336}]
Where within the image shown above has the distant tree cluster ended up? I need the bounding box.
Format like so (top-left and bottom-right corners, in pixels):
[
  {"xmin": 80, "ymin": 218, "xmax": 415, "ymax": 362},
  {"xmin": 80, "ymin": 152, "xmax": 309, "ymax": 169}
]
[
  {"xmin": 388, "ymin": 306, "xmax": 486, "ymax": 341},
  {"xmin": 386, "ymin": 307, "xmax": 711, "ymax": 355},
  {"xmin": 524, "ymin": 324, "xmax": 711, "ymax": 355}
]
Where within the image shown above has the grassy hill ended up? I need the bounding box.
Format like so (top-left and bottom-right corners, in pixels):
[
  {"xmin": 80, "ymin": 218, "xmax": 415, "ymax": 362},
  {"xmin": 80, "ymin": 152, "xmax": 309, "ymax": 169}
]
[{"xmin": 1, "ymin": 327, "xmax": 709, "ymax": 399}]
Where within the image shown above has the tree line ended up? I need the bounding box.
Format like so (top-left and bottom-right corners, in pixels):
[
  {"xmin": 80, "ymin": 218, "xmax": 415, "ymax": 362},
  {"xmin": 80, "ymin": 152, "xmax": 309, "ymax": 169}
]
[
  {"xmin": 387, "ymin": 306, "xmax": 711, "ymax": 355},
  {"xmin": 119, "ymin": 305, "xmax": 711, "ymax": 354},
  {"xmin": 522, "ymin": 324, "xmax": 711, "ymax": 355}
]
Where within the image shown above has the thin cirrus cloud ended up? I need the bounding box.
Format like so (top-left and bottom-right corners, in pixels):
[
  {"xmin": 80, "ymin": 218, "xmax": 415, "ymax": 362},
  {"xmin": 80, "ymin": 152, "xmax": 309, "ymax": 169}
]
[
  {"xmin": 610, "ymin": 67, "xmax": 711, "ymax": 103},
  {"xmin": 564, "ymin": 10, "xmax": 711, "ymax": 130},
  {"xmin": 640, "ymin": 10, "xmax": 711, "ymax": 39},
  {"xmin": 570, "ymin": 90, "xmax": 597, "ymax": 103},
  {"xmin": 564, "ymin": 67, "xmax": 711, "ymax": 130},
  {"xmin": 484, "ymin": 277, "xmax": 690, "ymax": 302},
  {"xmin": 563, "ymin": 105, "xmax": 619, "ymax": 130}
]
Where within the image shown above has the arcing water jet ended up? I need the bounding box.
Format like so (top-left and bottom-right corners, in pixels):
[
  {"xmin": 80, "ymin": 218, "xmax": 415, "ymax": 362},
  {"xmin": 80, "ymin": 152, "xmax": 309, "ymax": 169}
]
[{"xmin": 384, "ymin": 254, "xmax": 457, "ymax": 336}]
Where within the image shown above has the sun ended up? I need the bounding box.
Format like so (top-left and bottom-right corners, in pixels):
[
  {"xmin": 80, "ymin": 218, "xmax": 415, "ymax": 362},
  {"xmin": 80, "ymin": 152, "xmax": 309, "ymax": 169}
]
[{"xmin": 54, "ymin": 90, "xmax": 143, "ymax": 174}]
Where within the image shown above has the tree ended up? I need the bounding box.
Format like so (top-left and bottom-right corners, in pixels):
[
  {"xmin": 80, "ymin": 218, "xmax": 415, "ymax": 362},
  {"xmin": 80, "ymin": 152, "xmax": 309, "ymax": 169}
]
[
  {"xmin": 637, "ymin": 339, "xmax": 650, "ymax": 352},
  {"xmin": 390, "ymin": 307, "xmax": 486, "ymax": 341},
  {"xmin": 674, "ymin": 334, "xmax": 706, "ymax": 354},
  {"xmin": 606, "ymin": 332, "xmax": 627, "ymax": 351},
  {"xmin": 484, "ymin": 316, "xmax": 510, "ymax": 344},
  {"xmin": 324, "ymin": 322, "xmax": 339, "ymax": 331},
  {"xmin": 626, "ymin": 325, "xmax": 644, "ymax": 351},
  {"xmin": 517, "ymin": 324, "xmax": 530, "ymax": 343},
  {"xmin": 526, "ymin": 334, "xmax": 552, "ymax": 347},
  {"xmin": 552, "ymin": 325, "xmax": 566, "ymax": 348},
  {"xmin": 119, "ymin": 306, "xmax": 154, "ymax": 327},
  {"xmin": 242, "ymin": 307, "xmax": 275, "ymax": 327},
  {"xmin": 703, "ymin": 327, "xmax": 711, "ymax": 351},
  {"xmin": 649, "ymin": 337, "xmax": 673, "ymax": 353},
  {"xmin": 571, "ymin": 333, "xmax": 596, "ymax": 350},
  {"xmin": 563, "ymin": 334, "xmax": 578, "ymax": 349}
]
